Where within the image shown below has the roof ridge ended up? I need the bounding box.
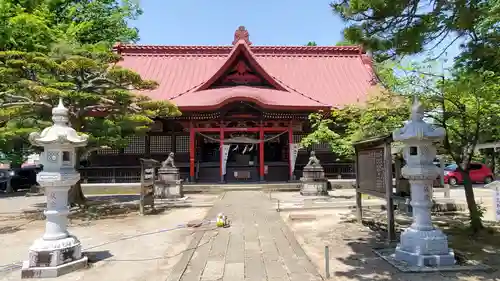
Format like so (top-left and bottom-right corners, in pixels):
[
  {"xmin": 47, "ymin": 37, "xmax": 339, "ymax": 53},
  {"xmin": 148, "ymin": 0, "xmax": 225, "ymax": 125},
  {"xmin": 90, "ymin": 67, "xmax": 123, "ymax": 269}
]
[
  {"xmin": 113, "ymin": 43, "xmax": 364, "ymax": 56},
  {"xmin": 270, "ymin": 75, "xmax": 329, "ymax": 106},
  {"xmin": 168, "ymin": 81, "xmax": 205, "ymax": 100}
]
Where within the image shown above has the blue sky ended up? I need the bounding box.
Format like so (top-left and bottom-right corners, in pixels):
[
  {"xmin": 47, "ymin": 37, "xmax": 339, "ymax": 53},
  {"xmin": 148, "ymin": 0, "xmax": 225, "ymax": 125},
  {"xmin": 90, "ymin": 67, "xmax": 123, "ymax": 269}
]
[{"xmin": 131, "ymin": 0, "xmax": 461, "ymax": 66}]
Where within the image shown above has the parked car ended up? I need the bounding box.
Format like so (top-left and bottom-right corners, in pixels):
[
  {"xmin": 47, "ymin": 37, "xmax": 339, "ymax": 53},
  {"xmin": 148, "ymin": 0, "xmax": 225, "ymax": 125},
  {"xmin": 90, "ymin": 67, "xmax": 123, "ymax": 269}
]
[
  {"xmin": 443, "ymin": 163, "xmax": 494, "ymax": 186},
  {"xmin": 0, "ymin": 165, "xmax": 42, "ymax": 192},
  {"xmin": 0, "ymin": 168, "xmax": 15, "ymax": 191}
]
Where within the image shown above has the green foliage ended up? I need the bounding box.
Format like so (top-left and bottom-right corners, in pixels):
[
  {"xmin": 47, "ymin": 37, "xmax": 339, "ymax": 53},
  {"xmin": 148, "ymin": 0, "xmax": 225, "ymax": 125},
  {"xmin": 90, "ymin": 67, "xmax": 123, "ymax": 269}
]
[
  {"xmin": 335, "ymin": 37, "xmax": 356, "ymax": 46},
  {"xmin": 416, "ymin": 68, "xmax": 500, "ymax": 167},
  {"xmin": 394, "ymin": 61, "xmax": 499, "ymax": 231},
  {"xmin": 0, "ymin": 46, "xmax": 179, "ymax": 159},
  {"xmin": 49, "ymin": 0, "xmax": 142, "ymax": 46},
  {"xmin": 301, "ymin": 62, "xmax": 411, "ymax": 157},
  {"xmin": 0, "ymin": 0, "xmax": 142, "ymax": 52},
  {"xmin": 330, "ymin": 0, "xmax": 499, "ymax": 72},
  {"xmin": 300, "ymin": 110, "xmax": 355, "ymax": 157},
  {"xmin": 306, "ymin": 41, "xmax": 317, "ymax": 46}
]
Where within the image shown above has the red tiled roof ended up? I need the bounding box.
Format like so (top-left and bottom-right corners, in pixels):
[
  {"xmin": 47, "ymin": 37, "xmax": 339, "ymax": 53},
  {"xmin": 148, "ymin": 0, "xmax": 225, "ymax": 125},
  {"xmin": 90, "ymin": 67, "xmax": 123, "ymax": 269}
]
[
  {"xmin": 115, "ymin": 32, "xmax": 376, "ymax": 110},
  {"xmin": 194, "ymin": 40, "xmax": 289, "ymax": 92},
  {"xmin": 173, "ymin": 86, "xmax": 326, "ymax": 110}
]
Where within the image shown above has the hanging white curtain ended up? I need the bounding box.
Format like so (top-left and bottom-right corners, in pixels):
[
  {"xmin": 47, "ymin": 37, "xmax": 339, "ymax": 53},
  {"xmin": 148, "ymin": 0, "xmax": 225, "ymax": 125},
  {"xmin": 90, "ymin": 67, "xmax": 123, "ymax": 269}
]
[
  {"xmin": 222, "ymin": 144, "xmax": 231, "ymax": 175},
  {"xmin": 289, "ymin": 143, "xmax": 300, "ymax": 174}
]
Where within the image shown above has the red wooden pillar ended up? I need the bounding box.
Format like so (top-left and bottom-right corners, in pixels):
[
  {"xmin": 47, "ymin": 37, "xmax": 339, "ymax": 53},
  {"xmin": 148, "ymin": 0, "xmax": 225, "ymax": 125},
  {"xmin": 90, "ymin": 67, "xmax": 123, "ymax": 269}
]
[
  {"xmin": 288, "ymin": 121, "xmax": 294, "ymax": 181},
  {"xmin": 219, "ymin": 125, "xmax": 225, "ymax": 183},
  {"xmin": 259, "ymin": 122, "xmax": 265, "ymax": 181},
  {"xmin": 189, "ymin": 121, "xmax": 195, "ymax": 182}
]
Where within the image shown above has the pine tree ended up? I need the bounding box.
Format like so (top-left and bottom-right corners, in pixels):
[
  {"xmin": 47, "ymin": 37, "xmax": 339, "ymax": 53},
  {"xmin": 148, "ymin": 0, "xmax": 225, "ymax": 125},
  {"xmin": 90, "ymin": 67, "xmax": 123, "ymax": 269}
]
[{"xmin": 0, "ymin": 44, "xmax": 179, "ymax": 205}]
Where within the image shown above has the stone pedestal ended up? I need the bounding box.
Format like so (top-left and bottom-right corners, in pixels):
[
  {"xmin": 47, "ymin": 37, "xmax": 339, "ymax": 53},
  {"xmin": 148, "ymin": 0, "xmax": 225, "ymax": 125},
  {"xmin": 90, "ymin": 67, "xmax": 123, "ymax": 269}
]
[
  {"xmin": 156, "ymin": 167, "xmax": 183, "ymax": 198},
  {"xmin": 300, "ymin": 165, "xmax": 328, "ymax": 196}
]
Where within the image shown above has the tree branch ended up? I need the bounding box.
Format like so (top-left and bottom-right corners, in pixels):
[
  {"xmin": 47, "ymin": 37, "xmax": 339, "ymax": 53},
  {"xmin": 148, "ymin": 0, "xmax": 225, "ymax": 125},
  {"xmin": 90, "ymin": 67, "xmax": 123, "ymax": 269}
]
[
  {"xmin": 0, "ymin": 92, "xmax": 52, "ymax": 108},
  {"xmin": 81, "ymin": 76, "xmax": 131, "ymax": 92},
  {"xmin": 77, "ymin": 98, "xmax": 142, "ymax": 117},
  {"xmin": 429, "ymin": 34, "xmax": 462, "ymax": 61}
]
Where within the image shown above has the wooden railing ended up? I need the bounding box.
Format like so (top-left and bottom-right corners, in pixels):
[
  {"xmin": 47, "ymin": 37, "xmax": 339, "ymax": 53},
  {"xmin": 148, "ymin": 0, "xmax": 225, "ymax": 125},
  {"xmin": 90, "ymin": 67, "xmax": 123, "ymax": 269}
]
[{"xmin": 79, "ymin": 162, "xmax": 355, "ymax": 183}]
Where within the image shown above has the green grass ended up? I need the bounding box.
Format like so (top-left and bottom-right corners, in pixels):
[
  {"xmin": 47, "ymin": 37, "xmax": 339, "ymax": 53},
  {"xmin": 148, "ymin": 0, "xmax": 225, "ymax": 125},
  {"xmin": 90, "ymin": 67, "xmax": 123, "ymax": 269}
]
[
  {"xmin": 83, "ymin": 187, "xmax": 139, "ymax": 195},
  {"xmin": 361, "ymin": 194, "xmax": 374, "ymax": 199}
]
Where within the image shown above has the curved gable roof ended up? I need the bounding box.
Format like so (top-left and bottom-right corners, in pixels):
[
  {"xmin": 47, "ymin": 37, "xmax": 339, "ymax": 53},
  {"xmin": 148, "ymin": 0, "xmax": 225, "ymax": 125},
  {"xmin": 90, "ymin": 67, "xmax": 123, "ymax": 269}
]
[
  {"xmin": 195, "ymin": 40, "xmax": 288, "ymax": 92},
  {"xmin": 114, "ymin": 33, "xmax": 376, "ymax": 110}
]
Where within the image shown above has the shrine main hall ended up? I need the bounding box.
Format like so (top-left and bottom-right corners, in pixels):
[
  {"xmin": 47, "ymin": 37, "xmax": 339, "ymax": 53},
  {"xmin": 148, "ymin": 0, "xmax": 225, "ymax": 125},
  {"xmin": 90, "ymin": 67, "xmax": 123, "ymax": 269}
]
[{"xmin": 83, "ymin": 26, "xmax": 376, "ymax": 183}]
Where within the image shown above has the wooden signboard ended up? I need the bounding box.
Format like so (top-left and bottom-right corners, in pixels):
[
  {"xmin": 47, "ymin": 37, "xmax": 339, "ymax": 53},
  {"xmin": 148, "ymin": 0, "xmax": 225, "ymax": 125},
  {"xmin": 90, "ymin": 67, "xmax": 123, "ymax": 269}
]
[
  {"xmin": 353, "ymin": 135, "xmax": 395, "ymax": 241},
  {"xmin": 139, "ymin": 158, "xmax": 158, "ymax": 215},
  {"xmin": 357, "ymin": 148, "xmax": 386, "ymax": 198}
]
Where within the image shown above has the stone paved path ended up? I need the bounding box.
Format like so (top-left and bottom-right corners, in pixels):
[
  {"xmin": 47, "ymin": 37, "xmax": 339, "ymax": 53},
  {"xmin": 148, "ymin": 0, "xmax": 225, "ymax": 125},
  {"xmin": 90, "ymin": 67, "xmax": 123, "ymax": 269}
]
[{"xmin": 166, "ymin": 191, "xmax": 323, "ymax": 281}]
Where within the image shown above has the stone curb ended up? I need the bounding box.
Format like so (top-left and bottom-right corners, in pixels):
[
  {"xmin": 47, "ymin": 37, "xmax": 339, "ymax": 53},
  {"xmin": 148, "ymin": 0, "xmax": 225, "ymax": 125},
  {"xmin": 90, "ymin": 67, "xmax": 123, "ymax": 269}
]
[{"xmin": 274, "ymin": 201, "xmax": 469, "ymax": 212}]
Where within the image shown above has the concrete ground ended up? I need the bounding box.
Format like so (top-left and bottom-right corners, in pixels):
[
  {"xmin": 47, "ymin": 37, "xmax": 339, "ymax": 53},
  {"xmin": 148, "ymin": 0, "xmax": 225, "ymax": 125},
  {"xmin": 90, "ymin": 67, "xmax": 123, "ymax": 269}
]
[
  {"xmin": 1, "ymin": 187, "xmax": 499, "ymax": 281},
  {"xmin": 0, "ymin": 192, "xmax": 218, "ymax": 216},
  {"xmin": 269, "ymin": 187, "xmax": 498, "ymax": 220},
  {"xmin": 1, "ymin": 191, "xmax": 324, "ymax": 281},
  {"xmin": 282, "ymin": 208, "xmax": 500, "ymax": 281},
  {"xmin": 0, "ymin": 207, "xmax": 211, "ymax": 281},
  {"xmin": 167, "ymin": 191, "xmax": 322, "ymax": 281}
]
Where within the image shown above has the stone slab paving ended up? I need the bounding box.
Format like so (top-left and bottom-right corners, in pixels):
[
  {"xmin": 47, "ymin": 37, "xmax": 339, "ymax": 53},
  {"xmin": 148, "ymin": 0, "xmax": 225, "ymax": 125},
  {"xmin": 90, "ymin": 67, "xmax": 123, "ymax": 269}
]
[{"xmin": 167, "ymin": 191, "xmax": 323, "ymax": 281}]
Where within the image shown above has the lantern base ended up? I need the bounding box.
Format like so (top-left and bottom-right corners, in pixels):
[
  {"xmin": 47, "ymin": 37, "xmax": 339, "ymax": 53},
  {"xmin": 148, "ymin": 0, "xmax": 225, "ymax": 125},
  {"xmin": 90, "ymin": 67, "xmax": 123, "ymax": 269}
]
[
  {"xmin": 394, "ymin": 227, "xmax": 456, "ymax": 267},
  {"xmin": 394, "ymin": 248, "xmax": 455, "ymax": 267},
  {"xmin": 21, "ymin": 235, "xmax": 87, "ymax": 279}
]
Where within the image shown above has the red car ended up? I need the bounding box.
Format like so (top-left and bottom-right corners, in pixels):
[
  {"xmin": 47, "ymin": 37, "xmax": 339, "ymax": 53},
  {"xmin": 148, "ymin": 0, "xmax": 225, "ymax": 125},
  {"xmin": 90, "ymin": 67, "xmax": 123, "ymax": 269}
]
[{"xmin": 443, "ymin": 163, "xmax": 495, "ymax": 186}]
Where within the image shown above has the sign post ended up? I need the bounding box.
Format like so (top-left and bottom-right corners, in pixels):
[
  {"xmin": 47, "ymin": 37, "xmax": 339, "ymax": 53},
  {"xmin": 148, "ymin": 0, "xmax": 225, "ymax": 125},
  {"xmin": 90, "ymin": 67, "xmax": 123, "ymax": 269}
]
[{"xmin": 140, "ymin": 158, "xmax": 158, "ymax": 215}]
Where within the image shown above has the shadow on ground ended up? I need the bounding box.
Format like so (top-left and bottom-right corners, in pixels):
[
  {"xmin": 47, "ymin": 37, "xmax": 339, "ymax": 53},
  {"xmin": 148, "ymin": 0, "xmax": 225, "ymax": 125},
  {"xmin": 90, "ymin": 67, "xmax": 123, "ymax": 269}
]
[
  {"xmin": 0, "ymin": 190, "xmax": 28, "ymax": 198},
  {"xmin": 21, "ymin": 194, "xmax": 174, "ymax": 221},
  {"xmin": 334, "ymin": 209, "xmax": 500, "ymax": 281}
]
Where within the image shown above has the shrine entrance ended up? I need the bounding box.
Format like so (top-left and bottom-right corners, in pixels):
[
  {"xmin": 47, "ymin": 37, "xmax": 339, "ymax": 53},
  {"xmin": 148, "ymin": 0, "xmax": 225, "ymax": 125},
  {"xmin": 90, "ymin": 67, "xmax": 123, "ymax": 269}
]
[
  {"xmin": 194, "ymin": 129, "xmax": 289, "ymax": 183},
  {"xmin": 184, "ymin": 101, "xmax": 300, "ymax": 183}
]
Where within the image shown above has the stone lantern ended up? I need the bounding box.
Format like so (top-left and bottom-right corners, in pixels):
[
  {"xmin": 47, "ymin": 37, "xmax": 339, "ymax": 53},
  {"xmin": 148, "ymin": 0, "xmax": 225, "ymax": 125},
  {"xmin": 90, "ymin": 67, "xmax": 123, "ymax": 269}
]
[
  {"xmin": 392, "ymin": 97, "xmax": 455, "ymax": 267},
  {"xmin": 22, "ymin": 98, "xmax": 89, "ymax": 278}
]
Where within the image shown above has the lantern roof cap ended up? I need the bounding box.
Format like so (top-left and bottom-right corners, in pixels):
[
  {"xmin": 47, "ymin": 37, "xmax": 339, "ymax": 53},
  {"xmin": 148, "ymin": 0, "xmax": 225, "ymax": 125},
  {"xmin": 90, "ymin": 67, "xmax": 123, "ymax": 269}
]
[
  {"xmin": 392, "ymin": 96, "xmax": 445, "ymax": 142},
  {"xmin": 29, "ymin": 98, "xmax": 88, "ymax": 147}
]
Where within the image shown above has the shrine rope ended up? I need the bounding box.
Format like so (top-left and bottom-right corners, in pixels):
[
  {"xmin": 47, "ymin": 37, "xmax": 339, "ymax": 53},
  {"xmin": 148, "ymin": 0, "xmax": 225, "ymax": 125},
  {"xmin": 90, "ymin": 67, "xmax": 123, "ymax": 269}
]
[{"xmin": 196, "ymin": 130, "xmax": 288, "ymax": 144}]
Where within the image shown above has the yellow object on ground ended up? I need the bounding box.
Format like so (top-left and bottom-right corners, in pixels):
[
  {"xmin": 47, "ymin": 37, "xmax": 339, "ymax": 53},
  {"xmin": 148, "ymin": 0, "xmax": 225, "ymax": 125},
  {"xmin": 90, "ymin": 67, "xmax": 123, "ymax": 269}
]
[{"xmin": 216, "ymin": 213, "xmax": 229, "ymax": 227}]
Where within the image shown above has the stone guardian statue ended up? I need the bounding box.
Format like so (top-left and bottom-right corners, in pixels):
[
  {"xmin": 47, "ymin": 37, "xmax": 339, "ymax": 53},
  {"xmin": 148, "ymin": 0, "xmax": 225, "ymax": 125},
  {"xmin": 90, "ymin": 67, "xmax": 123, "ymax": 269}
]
[{"xmin": 162, "ymin": 152, "xmax": 176, "ymax": 168}]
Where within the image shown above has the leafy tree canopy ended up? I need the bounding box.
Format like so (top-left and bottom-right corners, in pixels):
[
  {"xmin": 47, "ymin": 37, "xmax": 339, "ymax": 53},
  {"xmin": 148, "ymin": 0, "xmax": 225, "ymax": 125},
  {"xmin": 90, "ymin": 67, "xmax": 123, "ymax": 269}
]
[
  {"xmin": 302, "ymin": 58, "xmax": 500, "ymax": 231},
  {"xmin": 0, "ymin": 44, "xmax": 179, "ymax": 162},
  {"xmin": 330, "ymin": 0, "xmax": 500, "ymax": 72},
  {"xmin": 419, "ymin": 67, "xmax": 500, "ymax": 231},
  {"xmin": 0, "ymin": 0, "xmax": 142, "ymax": 52},
  {"xmin": 335, "ymin": 38, "xmax": 357, "ymax": 46},
  {"xmin": 301, "ymin": 61, "xmax": 411, "ymax": 157}
]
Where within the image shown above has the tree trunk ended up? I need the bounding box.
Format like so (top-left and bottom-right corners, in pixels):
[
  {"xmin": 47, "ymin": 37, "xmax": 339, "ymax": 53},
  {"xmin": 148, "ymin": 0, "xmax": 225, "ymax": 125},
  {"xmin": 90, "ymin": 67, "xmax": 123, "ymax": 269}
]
[
  {"xmin": 460, "ymin": 170, "xmax": 483, "ymax": 232},
  {"xmin": 68, "ymin": 149, "xmax": 86, "ymax": 207},
  {"xmin": 68, "ymin": 180, "xmax": 86, "ymax": 207}
]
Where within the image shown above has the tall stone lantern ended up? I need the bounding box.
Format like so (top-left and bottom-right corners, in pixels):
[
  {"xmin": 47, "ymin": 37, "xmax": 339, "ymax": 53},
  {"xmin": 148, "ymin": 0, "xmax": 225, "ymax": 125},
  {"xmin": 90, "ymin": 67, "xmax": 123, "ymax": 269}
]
[
  {"xmin": 392, "ymin": 97, "xmax": 455, "ymax": 267},
  {"xmin": 22, "ymin": 99, "xmax": 89, "ymax": 278}
]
